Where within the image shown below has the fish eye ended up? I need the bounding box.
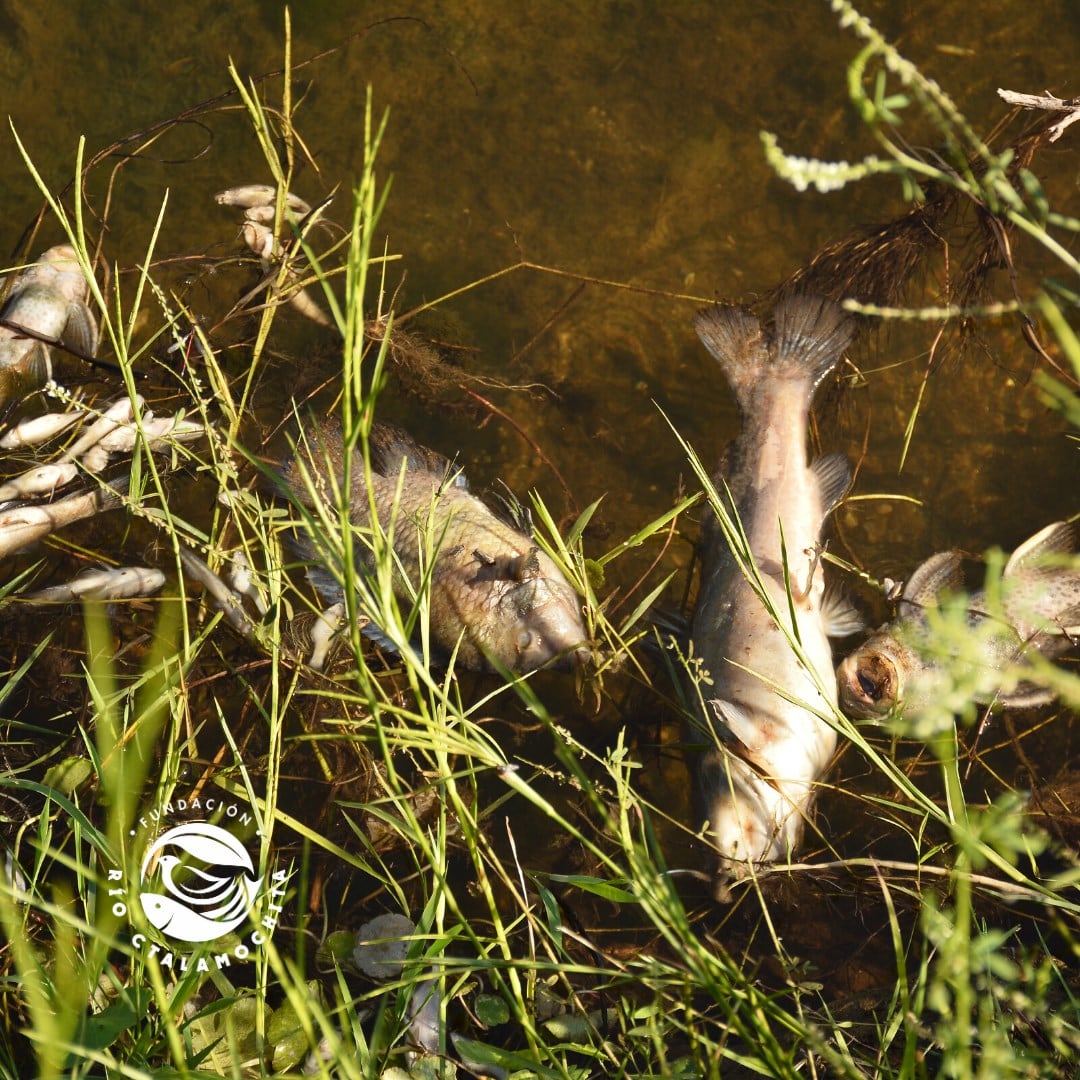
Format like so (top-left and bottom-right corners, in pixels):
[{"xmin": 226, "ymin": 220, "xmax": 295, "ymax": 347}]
[{"xmin": 515, "ymin": 629, "xmax": 533, "ymax": 654}]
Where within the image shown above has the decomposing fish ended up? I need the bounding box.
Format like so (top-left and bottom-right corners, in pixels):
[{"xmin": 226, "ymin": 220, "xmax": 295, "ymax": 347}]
[
  {"xmin": 0, "ymin": 245, "xmax": 98, "ymax": 407},
  {"xmin": 688, "ymin": 294, "xmax": 856, "ymax": 887},
  {"xmin": 0, "ymin": 410, "xmax": 81, "ymax": 449},
  {"xmin": 0, "ymin": 479, "xmax": 127, "ymax": 559},
  {"xmin": 24, "ymin": 565, "xmax": 165, "ymax": 603},
  {"xmin": 214, "ymin": 185, "xmax": 311, "ymax": 213},
  {"xmin": 58, "ymin": 396, "xmax": 141, "ymax": 463},
  {"xmin": 0, "ymin": 462, "xmax": 78, "ymax": 502},
  {"xmin": 280, "ymin": 419, "xmax": 591, "ymax": 673},
  {"xmin": 837, "ymin": 521, "xmax": 1080, "ymax": 720},
  {"xmin": 216, "ymin": 184, "xmax": 332, "ymax": 327},
  {"xmin": 178, "ymin": 546, "xmax": 263, "ymax": 642}
]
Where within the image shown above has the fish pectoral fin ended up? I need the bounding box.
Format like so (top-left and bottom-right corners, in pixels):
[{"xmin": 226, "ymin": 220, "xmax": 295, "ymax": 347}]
[
  {"xmin": 510, "ymin": 547, "xmax": 541, "ymax": 582},
  {"xmin": 900, "ymin": 550, "xmax": 965, "ymax": 610},
  {"xmin": 996, "ymin": 681, "xmax": 1059, "ymax": 710},
  {"xmin": 821, "ymin": 585, "xmax": 866, "ymax": 638},
  {"xmin": 708, "ymin": 699, "xmax": 769, "ymax": 759},
  {"xmin": 811, "ymin": 452, "xmax": 852, "ymax": 516},
  {"xmin": 60, "ymin": 302, "xmax": 99, "ymax": 357},
  {"xmin": 23, "ymin": 341, "xmax": 52, "ymax": 383}
]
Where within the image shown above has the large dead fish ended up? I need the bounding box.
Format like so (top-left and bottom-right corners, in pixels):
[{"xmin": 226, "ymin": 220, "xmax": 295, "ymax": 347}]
[
  {"xmin": 279, "ymin": 419, "xmax": 590, "ymax": 673},
  {"xmin": 0, "ymin": 245, "xmax": 98, "ymax": 407},
  {"xmin": 689, "ymin": 294, "xmax": 856, "ymax": 887},
  {"xmin": 837, "ymin": 520, "xmax": 1080, "ymax": 720}
]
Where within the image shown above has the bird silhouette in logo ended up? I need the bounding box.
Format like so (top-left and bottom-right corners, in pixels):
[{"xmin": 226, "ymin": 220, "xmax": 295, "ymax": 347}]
[{"xmin": 138, "ymin": 823, "xmax": 261, "ymax": 943}]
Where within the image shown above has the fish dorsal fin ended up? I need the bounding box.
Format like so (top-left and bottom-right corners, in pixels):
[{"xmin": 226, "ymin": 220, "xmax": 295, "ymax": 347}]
[
  {"xmin": 487, "ymin": 480, "xmax": 533, "ymax": 535},
  {"xmin": 368, "ymin": 421, "xmax": 461, "ymax": 484},
  {"xmin": 1004, "ymin": 521, "xmax": 1077, "ymax": 577},
  {"xmin": 693, "ymin": 306, "xmax": 768, "ymax": 370},
  {"xmin": 899, "ymin": 550, "xmax": 964, "ymax": 610},
  {"xmin": 771, "ymin": 294, "xmax": 856, "ymax": 392},
  {"xmin": 60, "ymin": 302, "xmax": 99, "ymax": 357},
  {"xmin": 812, "ymin": 452, "xmax": 852, "ymax": 516},
  {"xmin": 708, "ymin": 698, "xmax": 767, "ymax": 757}
]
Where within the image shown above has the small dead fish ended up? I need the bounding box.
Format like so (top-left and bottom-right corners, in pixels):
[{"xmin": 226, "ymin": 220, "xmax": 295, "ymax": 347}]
[
  {"xmin": 214, "ymin": 185, "xmax": 312, "ymax": 214},
  {"xmin": 0, "ymin": 462, "xmax": 78, "ymax": 502},
  {"xmin": 95, "ymin": 415, "xmax": 206, "ymax": 454},
  {"xmin": 837, "ymin": 521, "xmax": 1080, "ymax": 720},
  {"xmin": 218, "ymin": 184, "xmax": 333, "ymax": 328},
  {"xmin": 280, "ymin": 419, "xmax": 590, "ymax": 673},
  {"xmin": 178, "ymin": 546, "xmax": 265, "ymax": 644},
  {"xmin": 688, "ymin": 295, "xmax": 856, "ymax": 887},
  {"xmin": 307, "ymin": 602, "xmax": 346, "ymax": 671},
  {"xmin": 59, "ymin": 396, "xmax": 142, "ymax": 463},
  {"xmin": 0, "ymin": 480, "xmax": 127, "ymax": 559},
  {"xmin": 25, "ymin": 565, "xmax": 165, "ymax": 603},
  {"xmin": 0, "ymin": 410, "xmax": 81, "ymax": 449},
  {"xmin": 0, "ymin": 245, "xmax": 98, "ymax": 407}
]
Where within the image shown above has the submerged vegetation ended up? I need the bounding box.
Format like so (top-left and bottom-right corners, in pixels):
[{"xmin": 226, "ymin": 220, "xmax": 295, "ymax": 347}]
[{"xmin": 0, "ymin": 3, "xmax": 1077, "ymax": 1078}]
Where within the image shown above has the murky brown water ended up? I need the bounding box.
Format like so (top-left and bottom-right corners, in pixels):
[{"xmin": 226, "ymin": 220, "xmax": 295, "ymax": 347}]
[{"xmin": 0, "ymin": 0, "xmax": 1077, "ymax": 894}]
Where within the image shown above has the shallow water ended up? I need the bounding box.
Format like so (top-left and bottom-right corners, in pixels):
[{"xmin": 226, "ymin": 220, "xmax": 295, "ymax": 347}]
[{"xmin": 0, "ymin": 0, "xmax": 1077, "ymax": 905}]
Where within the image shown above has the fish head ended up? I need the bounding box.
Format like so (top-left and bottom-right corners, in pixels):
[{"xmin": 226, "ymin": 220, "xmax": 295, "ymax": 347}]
[
  {"xmin": 471, "ymin": 546, "xmax": 591, "ymax": 672},
  {"xmin": 22, "ymin": 245, "xmax": 87, "ymax": 303},
  {"xmin": 836, "ymin": 632, "xmax": 911, "ymax": 719},
  {"xmin": 699, "ymin": 748, "xmax": 802, "ymax": 893}
]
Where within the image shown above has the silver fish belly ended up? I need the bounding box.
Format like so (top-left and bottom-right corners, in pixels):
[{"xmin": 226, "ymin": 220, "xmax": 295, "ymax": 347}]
[
  {"xmin": 689, "ymin": 295, "xmax": 855, "ymax": 886},
  {"xmin": 0, "ymin": 245, "xmax": 98, "ymax": 406},
  {"xmin": 280, "ymin": 419, "xmax": 590, "ymax": 673},
  {"xmin": 837, "ymin": 520, "xmax": 1080, "ymax": 720}
]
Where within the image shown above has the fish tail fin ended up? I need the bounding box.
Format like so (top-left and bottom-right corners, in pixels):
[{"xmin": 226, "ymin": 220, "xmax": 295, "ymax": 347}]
[
  {"xmin": 694, "ymin": 294, "xmax": 855, "ymax": 409},
  {"xmin": 771, "ymin": 294, "xmax": 856, "ymax": 394},
  {"xmin": 693, "ymin": 305, "xmax": 770, "ymax": 411}
]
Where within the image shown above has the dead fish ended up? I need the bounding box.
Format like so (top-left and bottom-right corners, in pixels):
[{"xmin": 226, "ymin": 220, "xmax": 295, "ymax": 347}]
[
  {"xmin": 837, "ymin": 521, "xmax": 1080, "ymax": 720},
  {"xmin": 214, "ymin": 185, "xmax": 312, "ymax": 214},
  {"xmin": 58, "ymin": 396, "xmax": 142, "ymax": 463},
  {"xmin": 217, "ymin": 184, "xmax": 332, "ymax": 328},
  {"xmin": 0, "ymin": 410, "xmax": 81, "ymax": 449},
  {"xmin": 25, "ymin": 565, "xmax": 165, "ymax": 603},
  {"xmin": 689, "ymin": 295, "xmax": 856, "ymax": 887},
  {"xmin": 177, "ymin": 546, "xmax": 263, "ymax": 642},
  {"xmin": 0, "ymin": 462, "xmax": 78, "ymax": 502},
  {"xmin": 93, "ymin": 414, "xmax": 206, "ymax": 456},
  {"xmin": 280, "ymin": 419, "xmax": 590, "ymax": 673},
  {"xmin": 0, "ymin": 479, "xmax": 127, "ymax": 559},
  {"xmin": 0, "ymin": 245, "xmax": 98, "ymax": 407}
]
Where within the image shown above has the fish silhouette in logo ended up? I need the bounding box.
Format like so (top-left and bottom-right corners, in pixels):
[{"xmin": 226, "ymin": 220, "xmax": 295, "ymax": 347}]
[{"xmin": 138, "ymin": 822, "xmax": 261, "ymax": 943}]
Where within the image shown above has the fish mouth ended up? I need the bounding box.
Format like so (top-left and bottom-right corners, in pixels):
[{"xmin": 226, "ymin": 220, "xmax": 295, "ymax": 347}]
[
  {"xmin": 837, "ymin": 652, "xmax": 897, "ymax": 718},
  {"xmin": 548, "ymin": 642, "xmax": 594, "ymax": 672}
]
